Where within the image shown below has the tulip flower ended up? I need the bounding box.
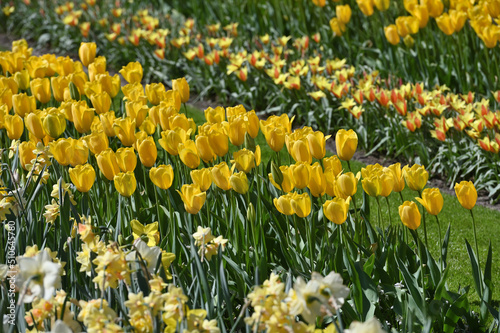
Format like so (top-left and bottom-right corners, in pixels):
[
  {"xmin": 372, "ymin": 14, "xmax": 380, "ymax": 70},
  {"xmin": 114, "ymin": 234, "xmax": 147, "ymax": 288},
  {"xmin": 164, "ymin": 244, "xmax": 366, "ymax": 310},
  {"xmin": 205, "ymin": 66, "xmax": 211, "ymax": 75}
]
[
  {"xmin": 336, "ymin": 4, "xmax": 352, "ymax": 25},
  {"xmin": 336, "ymin": 129, "xmax": 358, "ymax": 161},
  {"xmin": 159, "ymin": 128, "xmax": 188, "ymax": 156},
  {"xmin": 78, "ymin": 42, "xmax": 96, "ymax": 67},
  {"xmin": 204, "ymin": 106, "xmax": 225, "ymax": 124},
  {"xmin": 13, "ymin": 70, "xmax": 30, "ymax": 91},
  {"xmin": 83, "ymin": 131, "xmax": 109, "ymax": 155},
  {"xmin": 114, "ymin": 171, "xmax": 137, "ymax": 197},
  {"xmin": 149, "ymin": 165, "xmax": 174, "ymax": 190},
  {"xmin": 68, "ymin": 138, "xmax": 89, "ymax": 166},
  {"xmin": 211, "ymin": 162, "xmax": 232, "ymax": 191},
  {"xmin": 90, "ymin": 92, "xmax": 111, "ymax": 114},
  {"xmin": 388, "ymin": 163, "xmax": 405, "ymax": 192},
  {"xmin": 30, "ymin": 78, "xmax": 52, "ymax": 104},
  {"xmin": 398, "ymin": 201, "xmax": 421, "ymax": 230},
  {"xmin": 42, "ymin": 109, "xmax": 65, "ymax": 139},
  {"xmin": 233, "ymin": 148, "xmax": 257, "ymax": 173},
  {"xmin": 227, "ymin": 116, "xmax": 248, "ymax": 147},
  {"xmin": 172, "ymin": 77, "xmax": 190, "ymax": 103},
  {"xmin": 384, "ymin": 25, "xmax": 400, "ymax": 45},
  {"xmin": 362, "ymin": 174, "xmax": 383, "ymax": 197},
  {"xmin": 19, "ymin": 141, "xmax": 36, "ymax": 170},
  {"xmin": 415, "ymin": 188, "xmax": 443, "ymax": 215},
  {"xmin": 137, "ymin": 136, "xmax": 157, "ymax": 168},
  {"xmin": 335, "ymin": 172, "xmax": 358, "ymax": 199},
  {"xmin": 145, "ymin": 83, "xmax": 165, "ymax": 105},
  {"xmin": 119, "ymin": 61, "xmax": 143, "ymax": 83},
  {"xmin": 208, "ymin": 129, "xmax": 229, "ymax": 157},
  {"xmin": 273, "ymin": 194, "xmax": 294, "ymax": 216},
  {"xmin": 323, "ymin": 197, "xmax": 351, "ymax": 224},
  {"xmin": 195, "ymin": 134, "xmax": 216, "ymax": 163},
  {"xmin": 191, "ymin": 168, "xmax": 213, "ymax": 192},
  {"xmin": 263, "ymin": 125, "xmax": 286, "ymax": 152},
  {"xmin": 25, "ymin": 112, "xmax": 46, "ymax": 140},
  {"xmin": 178, "ymin": 140, "xmax": 200, "ymax": 169},
  {"xmin": 308, "ymin": 162, "xmax": 326, "ymax": 197},
  {"xmin": 454, "ymin": 181, "xmax": 477, "ymax": 210},
  {"xmin": 96, "ymin": 148, "xmax": 120, "ymax": 181},
  {"xmin": 177, "ymin": 184, "xmax": 206, "ymax": 214},
  {"xmin": 269, "ymin": 165, "xmax": 294, "ymax": 193},
  {"xmin": 307, "ymin": 131, "xmax": 330, "ymax": 160},
  {"xmin": 289, "ymin": 162, "xmax": 311, "ymax": 190},
  {"xmin": 69, "ymin": 164, "xmax": 96, "ymax": 192},
  {"xmin": 4, "ymin": 114, "xmax": 24, "ymax": 140},
  {"xmin": 51, "ymin": 76, "xmax": 70, "ymax": 102},
  {"xmin": 374, "ymin": 0, "xmax": 390, "ymax": 11},
  {"xmin": 12, "ymin": 93, "xmax": 36, "ymax": 117},
  {"xmin": 403, "ymin": 164, "xmax": 428, "ymax": 191},
  {"xmin": 230, "ymin": 172, "xmax": 249, "ymax": 194},
  {"xmin": 290, "ymin": 192, "xmax": 312, "ymax": 218},
  {"xmin": 290, "ymin": 139, "xmax": 312, "ymax": 164},
  {"xmin": 379, "ymin": 169, "xmax": 395, "ymax": 197},
  {"xmin": 71, "ymin": 102, "xmax": 95, "ymax": 134},
  {"xmin": 115, "ymin": 147, "xmax": 137, "ymax": 172},
  {"xmin": 100, "ymin": 111, "xmax": 116, "ymax": 137},
  {"xmin": 357, "ymin": 0, "xmax": 374, "ymax": 16},
  {"xmin": 113, "ymin": 117, "xmax": 136, "ymax": 146}
]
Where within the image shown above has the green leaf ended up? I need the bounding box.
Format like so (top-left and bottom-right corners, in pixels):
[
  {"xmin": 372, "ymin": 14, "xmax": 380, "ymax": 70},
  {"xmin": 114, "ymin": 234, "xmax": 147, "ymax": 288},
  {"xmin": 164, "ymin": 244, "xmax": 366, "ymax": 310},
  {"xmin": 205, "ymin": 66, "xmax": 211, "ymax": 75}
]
[
  {"xmin": 465, "ymin": 239, "xmax": 483, "ymax": 300},
  {"xmin": 443, "ymin": 294, "xmax": 470, "ymax": 333}
]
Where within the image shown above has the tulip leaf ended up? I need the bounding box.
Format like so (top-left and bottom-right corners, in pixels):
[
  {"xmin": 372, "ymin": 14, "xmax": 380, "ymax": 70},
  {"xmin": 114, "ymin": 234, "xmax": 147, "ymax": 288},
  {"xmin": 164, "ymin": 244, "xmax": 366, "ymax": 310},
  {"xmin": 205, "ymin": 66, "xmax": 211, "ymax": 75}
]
[
  {"xmin": 442, "ymin": 223, "xmax": 451, "ymax": 267},
  {"xmin": 443, "ymin": 294, "xmax": 469, "ymax": 333},
  {"xmin": 465, "ymin": 239, "xmax": 483, "ymax": 300},
  {"xmin": 395, "ymin": 255, "xmax": 425, "ymax": 324},
  {"xmin": 481, "ymin": 242, "xmax": 493, "ymax": 321}
]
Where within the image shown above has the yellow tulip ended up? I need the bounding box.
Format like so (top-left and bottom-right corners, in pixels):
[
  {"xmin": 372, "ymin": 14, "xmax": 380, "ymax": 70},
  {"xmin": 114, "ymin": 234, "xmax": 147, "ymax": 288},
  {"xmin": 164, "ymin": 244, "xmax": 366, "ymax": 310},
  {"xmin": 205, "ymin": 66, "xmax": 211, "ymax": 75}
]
[
  {"xmin": 4, "ymin": 114, "xmax": 24, "ymax": 139},
  {"xmin": 13, "ymin": 69, "xmax": 30, "ymax": 90},
  {"xmin": 411, "ymin": 5, "xmax": 429, "ymax": 28},
  {"xmin": 25, "ymin": 112, "xmax": 46, "ymax": 140},
  {"xmin": 450, "ymin": 9, "xmax": 467, "ymax": 32},
  {"xmin": 329, "ymin": 18, "xmax": 346, "ymax": 37},
  {"xmin": 83, "ymin": 130, "xmax": 109, "ymax": 155},
  {"xmin": 227, "ymin": 116, "xmax": 248, "ymax": 147},
  {"xmin": 145, "ymin": 82, "xmax": 166, "ymax": 105},
  {"xmin": 308, "ymin": 162, "xmax": 326, "ymax": 197},
  {"xmin": 137, "ymin": 136, "xmax": 157, "ymax": 168},
  {"xmin": 119, "ymin": 61, "xmax": 143, "ymax": 84},
  {"xmin": 90, "ymin": 92, "xmax": 111, "ymax": 114},
  {"xmin": 208, "ymin": 129, "xmax": 229, "ymax": 157},
  {"xmin": 263, "ymin": 125, "xmax": 286, "ymax": 152},
  {"xmin": 416, "ymin": 188, "xmax": 443, "ymax": 215},
  {"xmin": 96, "ymin": 148, "xmax": 120, "ymax": 181},
  {"xmin": 337, "ymin": 4, "xmax": 352, "ymax": 25},
  {"xmin": 116, "ymin": 147, "xmax": 137, "ymax": 172},
  {"xmin": 384, "ymin": 25, "xmax": 400, "ymax": 45},
  {"xmin": 177, "ymin": 184, "xmax": 206, "ymax": 214},
  {"xmin": 246, "ymin": 111, "xmax": 260, "ymax": 139},
  {"xmin": 178, "ymin": 140, "xmax": 200, "ymax": 169},
  {"xmin": 336, "ymin": 172, "xmax": 358, "ymax": 198},
  {"xmin": 374, "ymin": 0, "xmax": 390, "ymax": 11},
  {"xmin": 269, "ymin": 165, "xmax": 294, "ymax": 193},
  {"xmin": 0, "ymin": 88, "xmax": 12, "ymax": 112},
  {"xmin": 362, "ymin": 174, "xmax": 382, "ymax": 197},
  {"xmin": 42, "ymin": 109, "xmax": 66, "ymax": 139},
  {"xmin": 426, "ymin": 0, "xmax": 443, "ymax": 18},
  {"xmin": 289, "ymin": 162, "xmax": 311, "ymax": 190},
  {"xmin": 211, "ymin": 162, "xmax": 232, "ymax": 191},
  {"xmin": 172, "ymin": 77, "xmax": 190, "ymax": 103},
  {"xmin": 399, "ymin": 201, "xmax": 421, "ymax": 230},
  {"xmin": 290, "ymin": 192, "xmax": 312, "ymax": 218},
  {"xmin": 50, "ymin": 76, "xmax": 71, "ymax": 102},
  {"xmin": 204, "ymin": 106, "xmax": 225, "ymax": 123},
  {"xmin": 273, "ymin": 194, "xmax": 294, "ymax": 215},
  {"xmin": 50, "ymin": 138, "xmax": 71, "ymax": 166},
  {"xmin": 19, "ymin": 141, "xmax": 36, "ymax": 170},
  {"xmin": 69, "ymin": 164, "xmax": 96, "ymax": 192},
  {"xmin": 388, "ymin": 163, "xmax": 405, "ymax": 192},
  {"xmin": 30, "ymin": 78, "xmax": 51, "ymax": 104},
  {"xmin": 323, "ymin": 197, "xmax": 351, "ymax": 224},
  {"xmin": 403, "ymin": 164, "xmax": 428, "ymax": 191},
  {"xmin": 113, "ymin": 117, "xmax": 136, "ymax": 146},
  {"xmin": 68, "ymin": 138, "xmax": 89, "ymax": 166},
  {"xmin": 159, "ymin": 128, "xmax": 188, "ymax": 156},
  {"xmin": 323, "ymin": 155, "xmax": 343, "ymax": 176},
  {"xmin": 307, "ymin": 131, "xmax": 330, "ymax": 160},
  {"xmin": 114, "ymin": 171, "xmax": 137, "ymax": 197},
  {"xmin": 454, "ymin": 181, "xmax": 477, "ymax": 210},
  {"xmin": 78, "ymin": 42, "xmax": 97, "ymax": 67},
  {"xmin": 149, "ymin": 165, "xmax": 174, "ymax": 190},
  {"xmin": 230, "ymin": 172, "xmax": 249, "ymax": 194},
  {"xmin": 290, "ymin": 138, "xmax": 312, "ymax": 164},
  {"xmin": 357, "ymin": 0, "xmax": 375, "ymax": 16},
  {"xmin": 195, "ymin": 134, "xmax": 216, "ymax": 163},
  {"xmin": 71, "ymin": 101, "xmax": 95, "ymax": 133},
  {"xmin": 233, "ymin": 148, "xmax": 257, "ymax": 173},
  {"xmin": 191, "ymin": 168, "xmax": 213, "ymax": 192},
  {"xmin": 335, "ymin": 129, "xmax": 358, "ymax": 161},
  {"xmin": 88, "ymin": 56, "xmax": 106, "ymax": 81},
  {"xmin": 100, "ymin": 111, "xmax": 116, "ymax": 137},
  {"xmin": 435, "ymin": 13, "xmax": 454, "ymax": 35},
  {"xmin": 379, "ymin": 168, "xmax": 395, "ymax": 197}
]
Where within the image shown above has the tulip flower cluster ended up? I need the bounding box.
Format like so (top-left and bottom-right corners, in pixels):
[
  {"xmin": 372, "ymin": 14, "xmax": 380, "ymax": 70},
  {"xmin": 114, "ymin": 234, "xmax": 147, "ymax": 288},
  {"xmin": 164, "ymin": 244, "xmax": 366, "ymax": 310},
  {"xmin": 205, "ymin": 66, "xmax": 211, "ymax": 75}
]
[{"xmin": 0, "ymin": 39, "xmax": 493, "ymax": 332}]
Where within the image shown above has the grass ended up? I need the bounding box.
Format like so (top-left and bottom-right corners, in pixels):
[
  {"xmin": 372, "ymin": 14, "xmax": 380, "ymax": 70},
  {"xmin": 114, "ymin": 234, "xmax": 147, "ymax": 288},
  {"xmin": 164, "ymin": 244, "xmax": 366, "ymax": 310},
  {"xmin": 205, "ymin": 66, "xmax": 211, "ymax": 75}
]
[{"xmin": 188, "ymin": 103, "xmax": 500, "ymax": 308}]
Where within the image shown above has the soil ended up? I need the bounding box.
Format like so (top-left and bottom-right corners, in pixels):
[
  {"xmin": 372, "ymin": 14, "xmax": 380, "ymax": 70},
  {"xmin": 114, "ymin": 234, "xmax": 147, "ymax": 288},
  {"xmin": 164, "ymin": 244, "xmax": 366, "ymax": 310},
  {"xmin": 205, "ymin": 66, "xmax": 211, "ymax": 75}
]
[{"xmin": 1, "ymin": 32, "xmax": 499, "ymax": 211}]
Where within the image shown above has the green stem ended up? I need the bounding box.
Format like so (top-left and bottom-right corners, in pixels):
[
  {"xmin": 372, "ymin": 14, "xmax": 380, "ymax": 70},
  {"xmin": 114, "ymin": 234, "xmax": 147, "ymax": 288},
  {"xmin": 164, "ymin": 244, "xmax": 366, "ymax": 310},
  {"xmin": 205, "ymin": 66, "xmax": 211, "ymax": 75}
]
[
  {"xmin": 470, "ymin": 209, "xmax": 482, "ymax": 294},
  {"xmin": 384, "ymin": 196, "xmax": 392, "ymax": 226},
  {"xmin": 418, "ymin": 190, "xmax": 428, "ymax": 248},
  {"xmin": 435, "ymin": 215, "xmax": 443, "ymax": 271}
]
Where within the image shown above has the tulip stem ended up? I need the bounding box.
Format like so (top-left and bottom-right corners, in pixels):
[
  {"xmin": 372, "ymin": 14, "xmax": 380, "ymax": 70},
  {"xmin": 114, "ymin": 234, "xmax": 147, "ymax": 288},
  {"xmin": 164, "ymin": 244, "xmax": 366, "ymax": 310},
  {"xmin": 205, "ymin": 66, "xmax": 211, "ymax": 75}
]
[
  {"xmin": 183, "ymin": 102, "xmax": 189, "ymax": 118},
  {"xmin": 435, "ymin": 215, "xmax": 443, "ymax": 270},
  {"xmin": 384, "ymin": 196, "xmax": 392, "ymax": 226},
  {"xmin": 470, "ymin": 209, "xmax": 482, "ymax": 294},
  {"xmin": 351, "ymin": 196, "xmax": 362, "ymax": 244},
  {"xmin": 418, "ymin": 190, "xmax": 429, "ymax": 249},
  {"xmin": 416, "ymin": 229, "xmax": 426, "ymax": 308},
  {"xmin": 347, "ymin": 160, "xmax": 352, "ymax": 172},
  {"xmin": 154, "ymin": 186, "xmax": 163, "ymax": 237},
  {"xmin": 399, "ymin": 191, "xmax": 404, "ymax": 204},
  {"xmin": 375, "ymin": 196, "xmax": 382, "ymax": 231}
]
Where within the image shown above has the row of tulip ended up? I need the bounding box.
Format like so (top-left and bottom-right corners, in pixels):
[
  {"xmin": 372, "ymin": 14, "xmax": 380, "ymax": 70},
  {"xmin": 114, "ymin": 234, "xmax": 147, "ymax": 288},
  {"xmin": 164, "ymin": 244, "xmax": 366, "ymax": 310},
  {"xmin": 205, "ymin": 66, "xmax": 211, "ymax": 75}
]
[{"xmin": 0, "ymin": 40, "xmax": 497, "ymax": 332}]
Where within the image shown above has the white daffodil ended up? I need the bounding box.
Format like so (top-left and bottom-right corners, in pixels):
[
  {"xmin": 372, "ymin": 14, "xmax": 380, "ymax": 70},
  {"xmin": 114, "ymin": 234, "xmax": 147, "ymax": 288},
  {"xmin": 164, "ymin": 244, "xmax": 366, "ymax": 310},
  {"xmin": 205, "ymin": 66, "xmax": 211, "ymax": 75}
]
[
  {"xmin": 127, "ymin": 239, "xmax": 161, "ymax": 275},
  {"xmin": 16, "ymin": 250, "xmax": 62, "ymax": 303}
]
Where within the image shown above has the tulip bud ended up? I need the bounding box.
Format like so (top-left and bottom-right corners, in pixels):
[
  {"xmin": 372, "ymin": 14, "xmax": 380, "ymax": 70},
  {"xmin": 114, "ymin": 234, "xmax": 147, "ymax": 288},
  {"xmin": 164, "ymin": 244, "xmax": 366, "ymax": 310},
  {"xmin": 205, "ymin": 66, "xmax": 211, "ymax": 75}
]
[
  {"xmin": 114, "ymin": 171, "xmax": 137, "ymax": 197},
  {"xmin": 69, "ymin": 164, "xmax": 96, "ymax": 192},
  {"xmin": 454, "ymin": 181, "xmax": 477, "ymax": 210},
  {"xmin": 69, "ymin": 81, "xmax": 80, "ymax": 100},
  {"xmin": 271, "ymin": 161, "xmax": 284, "ymax": 186},
  {"xmin": 247, "ymin": 202, "xmax": 256, "ymax": 223},
  {"xmin": 149, "ymin": 165, "xmax": 174, "ymax": 190},
  {"xmin": 244, "ymin": 132, "xmax": 256, "ymax": 152},
  {"xmin": 399, "ymin": 201, "xmax": 421, "ymax": 230}
]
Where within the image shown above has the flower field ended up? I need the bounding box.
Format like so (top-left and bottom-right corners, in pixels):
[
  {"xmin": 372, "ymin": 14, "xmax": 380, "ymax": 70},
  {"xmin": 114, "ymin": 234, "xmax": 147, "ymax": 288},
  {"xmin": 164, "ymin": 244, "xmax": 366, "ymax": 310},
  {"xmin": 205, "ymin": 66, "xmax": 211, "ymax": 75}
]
[{"xmin": 1, "ymin": 0, "xmax": 500, "ymax": 332}]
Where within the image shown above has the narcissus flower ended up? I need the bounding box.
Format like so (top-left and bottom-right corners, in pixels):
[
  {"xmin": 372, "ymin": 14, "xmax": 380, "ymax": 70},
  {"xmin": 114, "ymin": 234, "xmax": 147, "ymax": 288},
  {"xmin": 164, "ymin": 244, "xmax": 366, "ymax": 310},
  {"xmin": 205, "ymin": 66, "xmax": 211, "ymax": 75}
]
[
  {"xmin": 416, "ymin": 188, "xmax": 443, "ymax": 215},
  {"xmin": 323, "ymin": 197, "xmax": 351, "ymax": 224},
  {"xmin": 114, "ymin": 171, "xmax": 137, "ymax": 197},
  {"xmin": 131, "ymin": 220, "xmax": 159, "ymax": 246},
  {"xmin": 454, "ymin": 181, "xmax": 477, "ymax": 210},
  {"xmin": 177, "ymin": 184, "xmax": 207, "ymax": 214},
  {"xmin": 399, "ymin": 201, "xmax": 421, "ymax": 230},
  {"xmin": 149, "ymin": 165, "xmax": 174, "ymax": 190},
  {"xmin": 69, "ymin": 163, "xmax": 96, "ymax": 192}
]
